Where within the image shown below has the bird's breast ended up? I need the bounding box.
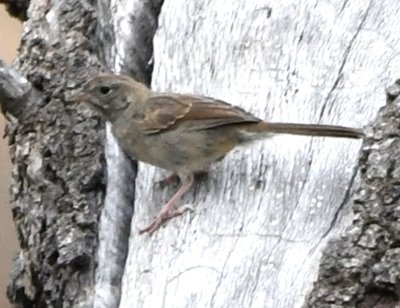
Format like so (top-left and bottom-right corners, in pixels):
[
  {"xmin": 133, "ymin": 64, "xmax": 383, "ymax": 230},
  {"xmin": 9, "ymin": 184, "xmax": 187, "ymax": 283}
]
[{"xmin": 111, "ymin": 124, "xmax": 240, "ymax": 173}]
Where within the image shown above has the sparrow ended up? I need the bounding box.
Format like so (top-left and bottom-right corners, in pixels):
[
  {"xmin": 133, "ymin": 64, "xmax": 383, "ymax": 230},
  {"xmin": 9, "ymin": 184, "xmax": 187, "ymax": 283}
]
[{"xmin": 74, "ymin": 73, "xmax": 363, "ymax": 235}]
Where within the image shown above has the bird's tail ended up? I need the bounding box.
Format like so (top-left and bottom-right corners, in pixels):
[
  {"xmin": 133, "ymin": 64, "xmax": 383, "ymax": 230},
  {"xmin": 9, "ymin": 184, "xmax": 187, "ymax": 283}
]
[{"xmin": 244, "ymin": 121, "xmax": 363, "ymax": 139}]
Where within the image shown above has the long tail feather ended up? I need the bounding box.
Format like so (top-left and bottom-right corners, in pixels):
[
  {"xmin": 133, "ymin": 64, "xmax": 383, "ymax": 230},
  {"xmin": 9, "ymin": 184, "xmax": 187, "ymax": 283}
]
[{"xmin": 248, "ymin": 122, "xmax": 363, "ymax": 139}]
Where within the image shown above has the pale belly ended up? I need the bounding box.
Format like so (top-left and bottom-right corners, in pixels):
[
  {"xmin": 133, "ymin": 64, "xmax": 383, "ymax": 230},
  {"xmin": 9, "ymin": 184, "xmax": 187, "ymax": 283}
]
[{"xmin": 113, "ymin": 126, "xmax": 238, "ymax": 174}]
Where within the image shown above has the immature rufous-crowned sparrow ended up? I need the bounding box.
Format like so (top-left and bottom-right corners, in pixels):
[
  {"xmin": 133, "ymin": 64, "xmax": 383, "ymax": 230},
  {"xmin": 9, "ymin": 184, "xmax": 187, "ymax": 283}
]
[{"xmin": 74, "ymin": 74, "xmax": 363, "ymax": 235}]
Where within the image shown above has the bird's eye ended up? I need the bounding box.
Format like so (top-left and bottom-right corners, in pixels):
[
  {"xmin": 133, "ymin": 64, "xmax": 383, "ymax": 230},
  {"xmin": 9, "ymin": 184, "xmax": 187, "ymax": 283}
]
[{"xmin": 99, "ymin": 86, "xmax": 111, "ymax": 95}]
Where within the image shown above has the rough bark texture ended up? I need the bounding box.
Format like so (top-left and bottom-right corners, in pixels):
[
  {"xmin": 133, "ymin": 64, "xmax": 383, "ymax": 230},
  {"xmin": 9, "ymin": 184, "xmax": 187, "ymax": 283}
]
[
  {"xmin": 3, "ymin": 1, "xmax": 106, "ymax": 307},
  {"xmin": 306, "ymin": 80, "xmax": 400, "ymax": 307},
  {"xmin": 1, "ymin": 0, "xmax": 400, "ymax": 307}
]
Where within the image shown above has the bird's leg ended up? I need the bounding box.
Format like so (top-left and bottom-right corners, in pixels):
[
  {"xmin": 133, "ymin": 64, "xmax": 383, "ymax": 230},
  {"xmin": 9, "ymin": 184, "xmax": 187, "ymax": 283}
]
[
  {"xmin": 139, "ymin": 174, "xmax": 194, "ymax": 235},
  {"xmin": 194, "ymin": 170, "xmax": 209, "ymax": 181},
  {"xmin": 157, "ymin": 173, "xmax": 179, "ymax": 188},
  {"xmin": 157, "ymin": 170, "xmax": 208, "ymax": 188}
]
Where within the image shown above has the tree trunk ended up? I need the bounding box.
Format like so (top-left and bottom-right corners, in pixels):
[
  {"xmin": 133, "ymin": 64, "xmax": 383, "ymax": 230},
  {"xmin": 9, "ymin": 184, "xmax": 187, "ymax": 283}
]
[{"xmin": 0, "ymin": 0, "xmax": 399, "ymax": 307}]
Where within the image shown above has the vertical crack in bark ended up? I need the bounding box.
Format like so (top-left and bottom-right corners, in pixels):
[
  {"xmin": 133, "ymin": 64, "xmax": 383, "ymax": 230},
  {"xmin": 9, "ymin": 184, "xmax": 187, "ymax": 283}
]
[
  {"xmin": 93, "ymin": 1, "xmax": 165, "ymax": 307},
  {"xmin": 210, "ymin": 236, "xmax": 241, "ymax": 307},
  {"xmin": 318, "ymin": 0, "xmax": 372, "ymax": 120},
  {"xmin": 339, "ymin": 0, "xmax": 350, "ymax": 15},
  {"xmin": 320, "ymin": 167, "xmax": 358, "ymax": 240}
]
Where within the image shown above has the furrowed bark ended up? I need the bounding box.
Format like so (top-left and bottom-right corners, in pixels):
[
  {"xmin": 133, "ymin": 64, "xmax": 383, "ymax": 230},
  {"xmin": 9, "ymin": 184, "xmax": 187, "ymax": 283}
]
[{"xmin": 4, "ymin": 1, "xmax": 105, "ymax": 306}]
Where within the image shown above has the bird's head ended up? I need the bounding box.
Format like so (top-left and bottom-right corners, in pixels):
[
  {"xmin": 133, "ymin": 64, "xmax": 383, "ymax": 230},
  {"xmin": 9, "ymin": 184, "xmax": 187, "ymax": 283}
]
[{"xmin": 72, "ymin": 73, "xmax": 149, "ymax": 122}]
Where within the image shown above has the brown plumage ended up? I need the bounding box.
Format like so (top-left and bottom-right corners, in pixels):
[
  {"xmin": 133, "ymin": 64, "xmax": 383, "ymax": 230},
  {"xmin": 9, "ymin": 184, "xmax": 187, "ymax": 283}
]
[{"xmin": 76, "ymin": 73, "xmax": 363, "ymax": 234}]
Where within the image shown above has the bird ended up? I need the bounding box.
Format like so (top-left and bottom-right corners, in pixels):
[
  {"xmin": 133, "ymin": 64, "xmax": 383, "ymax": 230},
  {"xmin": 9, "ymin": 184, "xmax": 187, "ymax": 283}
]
[{"xmin": 73, "ymin": 73, "xmax": 363, "ymax": 235}]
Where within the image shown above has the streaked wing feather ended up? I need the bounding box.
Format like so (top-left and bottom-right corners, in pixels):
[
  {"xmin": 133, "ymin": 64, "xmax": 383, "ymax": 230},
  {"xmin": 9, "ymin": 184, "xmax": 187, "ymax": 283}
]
[
  {"xmin": 139, "ymin": 96, "xmax": 191, "ymax": 134},
  {"xmin": 140, "ymin": 94, "xmax": 260, "ymax": 134}
]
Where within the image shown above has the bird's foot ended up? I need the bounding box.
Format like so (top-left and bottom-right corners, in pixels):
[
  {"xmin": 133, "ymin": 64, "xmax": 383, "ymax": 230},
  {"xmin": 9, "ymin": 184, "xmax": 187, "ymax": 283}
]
[{"xmin": 139, "ymin": 205, "xmax": 193, "ymax": 235}]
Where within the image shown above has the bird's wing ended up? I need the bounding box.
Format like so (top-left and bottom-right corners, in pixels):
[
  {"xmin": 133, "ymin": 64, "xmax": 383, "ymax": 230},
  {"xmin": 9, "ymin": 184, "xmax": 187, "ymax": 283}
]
[{"xmin": 139, "ymin": 94, "xmax": 261, "ymax": 135}]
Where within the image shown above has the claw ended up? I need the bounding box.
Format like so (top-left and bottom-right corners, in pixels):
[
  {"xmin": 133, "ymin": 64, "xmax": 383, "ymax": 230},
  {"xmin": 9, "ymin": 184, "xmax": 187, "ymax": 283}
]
[{"xmin": 139, "ymin": 206, "xmax": 192, "ymax": 235}]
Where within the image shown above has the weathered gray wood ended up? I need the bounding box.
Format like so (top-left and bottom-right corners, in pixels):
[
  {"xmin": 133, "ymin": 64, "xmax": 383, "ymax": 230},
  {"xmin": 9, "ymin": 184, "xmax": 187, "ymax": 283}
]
[
  {"xmin": 94, "ymin": 1, "xmax": 162, "ymax": 307},
  {"xmin": 0, "ymin": 60, "xmax": 41, "ymax": 120},
  {"xmin": 120, "ymin": 1, "xmax": 400, "ymax": 307},
  {"xmin": 94, "ymin": 124, "xmax": 136, "ymax": 308}
]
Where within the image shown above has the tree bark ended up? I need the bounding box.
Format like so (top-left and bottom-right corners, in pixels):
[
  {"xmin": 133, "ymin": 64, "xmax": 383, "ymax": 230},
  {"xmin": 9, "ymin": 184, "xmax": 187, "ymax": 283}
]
[
  {"xmin": 3, "ymin": 1, "xmax": 107, "ymax": 307},
  {"xmin": 1, "ymin": 0, "xmax": 400, "ymax": 307},
  {"xmin": 306, "ymin": 80, "xmax": 400, "ymax": 307}
]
